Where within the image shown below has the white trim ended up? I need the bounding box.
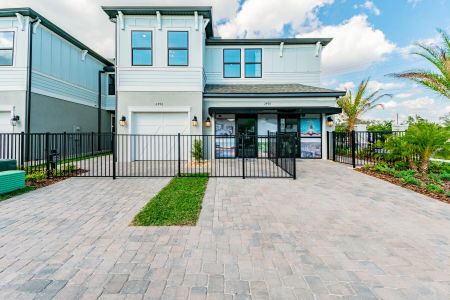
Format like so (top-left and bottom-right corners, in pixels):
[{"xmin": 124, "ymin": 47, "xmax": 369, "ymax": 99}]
[
  {"xmin": 15, "ymin": 13, "xmax": 25, "ymax": 31},
  {"xmin": 81, "ymin": 50, "xmax": 88, "ymax": 61},
  {"xmin": 33, "ymin": 19, "xmax": 41, "ymax": 34},
  {"xmin": 279, "ymin": 42, "xmax": 284, "ymax": 57},
  {"xmin": 0, "ymin": 105, "xmax": 13, "ymax": 112},
  {"xmin": 194, "ymin": 11, "xmax": 199, "ymax": 31},
  {"xmin": 156, "ymin": 11, "xmax": 161, "ymax": 30},
  {"xmin": 127, "ymin": 106, "xmax": 192, "ymax": 135},
  {"xmin": 203, "ymin": 19, "xmax": 210, "ymax": 32},
  {"xmin": 118, "ymin": 11, "xmax": 125, "ymax": 30}
]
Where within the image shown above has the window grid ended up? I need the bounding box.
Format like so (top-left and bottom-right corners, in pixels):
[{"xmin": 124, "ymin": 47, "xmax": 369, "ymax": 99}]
[
  {"xmin": 168, "ymin": 31, "xmax": 189, "ymax": 66},
  {"xmin": 0, "ymin": 31, "xmax": 14, "ymax": 66},
  {"xmin": 223, "ymin": 49, "xmax": 241, "ymax": 78},
  {"xmin": 131, "ymin": 31, "xmax": 153, "ymax": 66},
  {"xmin": 245, "ymin": 48, "xmax": 262, "ymax": 78}
]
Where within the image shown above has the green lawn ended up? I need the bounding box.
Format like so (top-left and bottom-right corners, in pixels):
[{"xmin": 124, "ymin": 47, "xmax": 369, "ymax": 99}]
[
  {"xmin": 132, "ymin": 176, "xmax": 209, "ymax": 226},
  {"xmin": 0, "ymin": 186, "xmax": 36, "ymax": 202}
]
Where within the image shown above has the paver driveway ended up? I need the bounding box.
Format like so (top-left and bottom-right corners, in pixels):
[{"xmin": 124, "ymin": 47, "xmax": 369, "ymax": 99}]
[{"xmin": 0, "ymin": 160, "xmax": 450, "ymax": 299}]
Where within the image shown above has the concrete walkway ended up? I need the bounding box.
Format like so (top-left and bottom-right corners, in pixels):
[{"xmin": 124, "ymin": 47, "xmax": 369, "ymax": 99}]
[{"xmin": 0, "ymin": 160, "xmax": 450, "ymax": 299}]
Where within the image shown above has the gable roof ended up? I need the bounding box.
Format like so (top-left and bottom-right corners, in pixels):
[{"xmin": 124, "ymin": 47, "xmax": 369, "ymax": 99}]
[
  {"xmin": 102, "ymin": 6, "xmax": 214, "ymax": 38},
  {"xmin": 206, "ymin": 38, "xmax": 333, "ymax": 47},
  {"xmin": 0, "ymin": 8, "xmax": 113, "ymax": 66},
  {"xmin": 204, "ymin": 84, "xmax": 346, "ymax": 98}
]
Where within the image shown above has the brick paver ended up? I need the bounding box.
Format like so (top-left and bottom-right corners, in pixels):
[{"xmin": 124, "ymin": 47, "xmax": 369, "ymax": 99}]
[{"xmin": 1, "ymin": 160, "xmax": 450, "ymax": 299}]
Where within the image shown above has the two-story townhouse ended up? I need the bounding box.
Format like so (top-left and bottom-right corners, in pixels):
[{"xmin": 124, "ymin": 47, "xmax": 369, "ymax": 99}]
[
  {"xmin": 103, "ymin": 6, "xmax": 345, "ymax": 160},
  {"xmin": 0, "ymin": 8, "xmax": 116, "ymax": 134}
]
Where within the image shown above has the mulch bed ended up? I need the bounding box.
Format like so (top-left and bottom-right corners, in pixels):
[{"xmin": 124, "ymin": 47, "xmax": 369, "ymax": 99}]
[
  {"xmin": 356, "ymin": 168, "xmax": 450, "ymax": 205},
  {"xmin": 27, "ymin": 169, "xmax": 87, "ymax": 189}
]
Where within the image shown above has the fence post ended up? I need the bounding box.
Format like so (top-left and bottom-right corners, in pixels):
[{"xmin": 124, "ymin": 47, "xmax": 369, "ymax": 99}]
[
  {"xmin": 242, "ymin": 135, "xmax": 246, "ymax": 179},
  {"xmin": 91, "ymin": 132, "xmax": 95, "ymax": 157},
  {"xmin": 20, "ymin": 131, "xmax": 25, "ymax": 170},
  {"xmin": 177, "ymin": 133, "xmax": 181, "ymax": 177},
  {"xmin": 267, "ymin": 130, "xmax": 270, "ymax": 159},
  {"xmin": 326, "ymin": 131, "xmax": 330, "ymax": 160},
  {"xmin": 351, "ymin": 130, "xmax": 356, "ymax": 168},
  {"xmin": 332, "ymin": 131, "xmax": 336, "ymax": 162},
  {"xmin": 45, "ymin": 132, "xmax": 50, "ymax": 177},
  {"xmin": 292, "ymin": 135, "xmax": 297, "ymax": 180},
  {"xmin": 112, "ymin": 132, "xmax": 116, "ymax": 179}
]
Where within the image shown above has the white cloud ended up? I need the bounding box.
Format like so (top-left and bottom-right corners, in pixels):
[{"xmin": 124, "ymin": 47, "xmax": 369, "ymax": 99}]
[
  {"xmin": 336, "ymin": 81, "xmax": 355, "ymax": 91},
  {"xmin": 407, "ymin": 0, "xmax": 422, "ymax": 7},
  {"xmin": 301, "ymin": 15, "xmax": 396, "ymax": 75},
  {"xmin": 402, "ymin": 96, "xmax": 435, "ymax": 109},
  {"xmin": 381, "ymin": 100, "xmax": 398, "ymax": 109},
  {"xmin": 356, "ymin": 1, "xmax": 381, "ymax": 15},
  {"xmin": 216, "ymin": 0, "xmax": 334, "ymax": 38},
  {"xmin": 396, "ymin": 93, "xmax": 413, "ymax": 99},
  {"xmin": 366, "ymin": 80, "xmax": 404, "ymax": 92}
]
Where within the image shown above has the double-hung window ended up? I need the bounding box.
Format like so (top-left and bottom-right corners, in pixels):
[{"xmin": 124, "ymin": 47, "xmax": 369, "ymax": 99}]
[
  {"xmin": 245, "ymin": 48, "xmax": 262, "ymax": 78},
  {"xmin": 0, "ymin": 31, "xmax": 14, "ymax": 66},
  {"xmin": 132, "ymin": 31, "xmax": 152, "ymax": 66},
  {"xmin": 168, "ymin": 31, "xmax": 188, "ymax": 66},
  {"xmin": 223, "ymin": 49, "xmax": 241, "ymax": 78}
]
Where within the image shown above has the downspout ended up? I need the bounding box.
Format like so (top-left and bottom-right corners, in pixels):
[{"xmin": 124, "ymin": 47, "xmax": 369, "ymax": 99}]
[
  {"xmin": 98, "ymin": 69, "xmax": 106, "ymax": 150},
  {"xmin": 25, "ymin": 17, "xmax": 40, "ymax": 134}
]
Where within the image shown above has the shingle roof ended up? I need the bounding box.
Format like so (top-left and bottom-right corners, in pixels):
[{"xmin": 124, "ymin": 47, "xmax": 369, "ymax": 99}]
[
  {"xmin": 206, "ymin": 38, "xmax": 332, "ymax": 46},
  {"xmin": 204, "ymin": 84, "xmax": 345, "ymax": 98}
]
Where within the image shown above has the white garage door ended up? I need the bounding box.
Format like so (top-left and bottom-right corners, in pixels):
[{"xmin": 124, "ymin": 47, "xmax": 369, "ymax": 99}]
[
  {"xmin": 131, "ymin": 112, "xmax": 189, "ymax": 160},
  {"xmin": 0, "ymin": 111, "xmax": 12, "ymax": 133}
]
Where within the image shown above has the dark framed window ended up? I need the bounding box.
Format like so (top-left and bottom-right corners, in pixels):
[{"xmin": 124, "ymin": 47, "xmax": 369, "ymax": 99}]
[
  {"xmin": 0, "ymin": 31, "xmax": 14, "ymax": 66},
  {"xmin": 245, "ymin": 48, "xmax": 262, "ymax": 78},
  {"xmin": 168, "ymin": 31, "xmax": 188, "ymax": 66},
  {"xmin": 132, "ymin": 31, "xmax": 152, "ymax": 66},
  {"xmin": 223, "ymin": 49, "xmax": 241, "ymax": 78},
  {"xmin": 108, "ymin": 74, "xmax": 115, "ymax": 96}
]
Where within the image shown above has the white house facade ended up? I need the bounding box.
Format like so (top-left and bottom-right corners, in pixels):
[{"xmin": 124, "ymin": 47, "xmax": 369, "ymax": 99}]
[
  {"xmin": 0, "ymin": 8, "xmax": 116, "ymax": 134},
  {"xmin": 103, "ymin": 6, "xmax": 345, "ymax": 160}
]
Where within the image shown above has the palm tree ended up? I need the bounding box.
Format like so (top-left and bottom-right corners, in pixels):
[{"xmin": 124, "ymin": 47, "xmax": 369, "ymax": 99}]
[
  {"xmin": 391, "ymin": 29, "xmax": 450, "ymax": 100},
  {"xmin": 337, "ymin": 79, "xmax": 392, "ymax": 132}
]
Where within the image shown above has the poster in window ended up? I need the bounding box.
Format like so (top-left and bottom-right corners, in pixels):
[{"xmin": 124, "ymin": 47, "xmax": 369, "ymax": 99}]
[
  {"xmin": 300, "ymin": 118, "xmax": 322, "ymax": 137},
  {"xmin": 301, "ymin": 138, "xmax": 322, "ymax": 158},
  {"xmin": 215, "ymin": 115, "xmax": 236, "ymax": 158}
]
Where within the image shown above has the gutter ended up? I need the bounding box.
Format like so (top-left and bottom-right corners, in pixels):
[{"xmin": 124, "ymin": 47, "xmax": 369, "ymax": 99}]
[
  {"xmin": 203, "ymin": 92, "xmax": 346, "ymax": 98},
  {"xmin": 98, "ymin": 70, "xmax": 105, "ymax": 149},
  {"xmin": 25, "ymin": 16, "xmax": 40, "ymax": 134}
]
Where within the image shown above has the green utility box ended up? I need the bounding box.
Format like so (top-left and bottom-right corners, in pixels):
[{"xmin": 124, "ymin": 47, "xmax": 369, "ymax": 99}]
[
  {"xmin": 0, "ymin": 170, "xmax": 26, "ymax": 195},
  {"xmin": 0, "ymin": 160, "xmax": 17, "ymax": 172}
]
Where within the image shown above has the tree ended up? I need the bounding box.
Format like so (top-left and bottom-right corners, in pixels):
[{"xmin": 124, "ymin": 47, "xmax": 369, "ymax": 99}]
[
  {"xmin": 337, "ymin": 79, "xmax": 392, "ymax": 132},
  {"xmin": 367, "ymin": 120, "xmax": 392, "ymax": 132},
  {"xmin": 391, "ymin": 29, "xmax": 450, "ymax": 100}
]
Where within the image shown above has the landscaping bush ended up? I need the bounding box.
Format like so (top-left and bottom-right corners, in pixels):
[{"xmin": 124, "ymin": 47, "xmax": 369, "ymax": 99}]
[
  {"xmin": 26, "ymin": 171, "xmax": 47, "ymax": 183},
  {"xmin": 192, "ymin": 139, "xmax": 203, "ymax": 162},
  {"xmin": 426, "ymin": 184, "xmax": 445, "ymax": 194},
  {"xmin": 401, "ymin": 175, "xmax": 421, "ymax": 186}
]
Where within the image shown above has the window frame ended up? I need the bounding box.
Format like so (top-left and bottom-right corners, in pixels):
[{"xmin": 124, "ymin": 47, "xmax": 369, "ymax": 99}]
[
  {"xmin": 0, "ymin": 31, "xmax": 14, "ymax": 67},
  {"xmin": 107, "ymin": 74, "xmax": 115, "ymax": 96},
  {"xmin": 244, "ymin": 48, "xmax": 262, "ymax": 78},
  {"xmin": 131, "ymin": 30, "xmax": 153, "ymax": 66},
  {"xmin": 223, "ymin": 48, "xmax": 241, "ymax": 78},
  {"xmin": 167, "ymin": 31, "xmax": 189, "ymax": 67}
]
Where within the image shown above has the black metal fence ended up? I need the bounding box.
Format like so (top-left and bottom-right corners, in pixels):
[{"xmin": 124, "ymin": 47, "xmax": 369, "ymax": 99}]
[
  {"xmin": 0, "ymin": 132, "xmax": 297, "ymax": 179},
  {"xmin": 328, "ymin": 131, "xmax": 405, "ymax": 167}
]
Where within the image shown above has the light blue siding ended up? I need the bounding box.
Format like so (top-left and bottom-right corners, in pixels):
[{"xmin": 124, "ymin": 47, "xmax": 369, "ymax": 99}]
[{"xmin": 31, "ymin": 25, "xmax": 113, "ymax": 108}]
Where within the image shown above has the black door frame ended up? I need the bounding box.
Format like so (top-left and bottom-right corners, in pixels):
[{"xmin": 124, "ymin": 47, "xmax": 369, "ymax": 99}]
[{"xmin": 236, "ymin": 114, "xmax": 258, "ymax": 158}]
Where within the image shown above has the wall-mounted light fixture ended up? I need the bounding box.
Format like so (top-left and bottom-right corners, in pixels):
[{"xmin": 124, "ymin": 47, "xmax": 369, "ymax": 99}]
[
  {"xmin": 326, "ymin": 116, "xmax": 334, "ymax": 127},
  {"xmin": 119, "ymin": 116, "xmax": 127, "ymax": 127},
  {"xmin": 10, "ymin": 115, "xmax": 20, "ymax": 127},
  {"xmin": 191, "ymin": 116, "xmax": 198, "ymax": 127},
  {"xmin": 204, "ymin": 117, "xmax": 211, "ymax": 128}
]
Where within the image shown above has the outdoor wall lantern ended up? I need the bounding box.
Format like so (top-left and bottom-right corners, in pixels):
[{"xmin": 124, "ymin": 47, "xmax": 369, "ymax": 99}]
[
  {"xmin": 204, "ymin": 117, "xmax": 211, "ymax": 128},
  {"xmin": 192, "ymin": 116, "xmax": 198, "ymax": 127},
  {"xmin": 326, "ymin": 116, "xmax": 334, "ymax": 127},
  {"xmin": 10, "ymin": 115, "xmax": 20, "ymax": 127},
  {"xmin": 119, "ymin": 116, "xmax": 127, "ymax": 127}
]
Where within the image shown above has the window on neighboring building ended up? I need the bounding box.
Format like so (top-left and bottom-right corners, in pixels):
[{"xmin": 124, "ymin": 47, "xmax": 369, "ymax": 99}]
[
  {"xmin": 245, "ymin": 48, "xmax": 262, "ymax": 78},
  {"xmin": 0, "ymin": 31, "xmax": 14, "ymax": 66},
  {"xmin": 168, "ymin": 31, "xmax": 188, "ymax": 66},
  {"xmin": 132, "ymin": 31, "xmax": 152, "ymax": 66},
  {"xmin": 108, "ymin": 74, "xmax": 115, "ymax": 95},
  {"xmin": 223, "ymin": 49, "xmax": 241, "ymax": 78}
]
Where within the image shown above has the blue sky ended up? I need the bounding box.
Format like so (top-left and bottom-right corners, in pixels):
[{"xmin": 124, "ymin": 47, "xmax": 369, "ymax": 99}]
[{"xmin": 3, "ymin": 0, "xmax": 449, "ymax": 123}]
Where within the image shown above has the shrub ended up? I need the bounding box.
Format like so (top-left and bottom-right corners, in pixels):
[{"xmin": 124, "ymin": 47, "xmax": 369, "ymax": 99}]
[
  {"xmin": 428, "ymin": 173, "xmax": 443, "ymax": 185},
  {"xmin": 192, "ymin": 139, "xmax": 203, "ymax": 162},
  {"xmin": 26, "ymin": 171, "xmax": 47, "ymax": 183},
  {"xmin": 401, "ymin": 175, "xmax": 421, "ymax": 186},
  {"xmin": 439, "ymin": 173, "xmax": 450, "ymax": 181},
  {"xmin": 426, "ymin": 184, "xmax": 445, "ymax": 194}
]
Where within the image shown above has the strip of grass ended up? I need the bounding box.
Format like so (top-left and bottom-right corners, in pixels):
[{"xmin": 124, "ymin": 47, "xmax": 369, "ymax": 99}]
[
  {"xmin": 0, "ymin": 186, "xmax": 36, "ymax": 202},
  {"xmin": 132, "ymin": 176, "xmax": 209, "ymax": 226}
]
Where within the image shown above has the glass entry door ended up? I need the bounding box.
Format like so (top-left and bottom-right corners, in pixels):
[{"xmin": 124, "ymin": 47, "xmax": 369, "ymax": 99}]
[
  {"xmin": 279, "ymin": 117, "xmax": 300, "ymax": 157},
  {"xmin": 237, "ymin": 117, "xmax": 257, "ymax": 158}
]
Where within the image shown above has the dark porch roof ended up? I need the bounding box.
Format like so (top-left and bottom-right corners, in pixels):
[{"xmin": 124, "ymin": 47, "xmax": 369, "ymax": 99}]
[
  {"xmin": 204, "ymin": 84, "xmax": 345, "ymax": 98},
  {"xmin": 208, "ymin": 107, "xmax": 342, "ymax": 115}
]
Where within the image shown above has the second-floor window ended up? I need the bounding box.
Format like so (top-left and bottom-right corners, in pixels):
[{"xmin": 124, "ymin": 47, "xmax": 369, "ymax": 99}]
[
  {"xmin": 168, "ymin": 31, "xmax": 188, "ymax": 66},
  {"xmin": 223, "ymin": 49, "xmax": 241, "ymax": 78},
  {"xmin": 108, "ymin": 74, "xmax": 115, "ymax": 96},
  {"xmin": 132, "ymin": 31, "xmax": 152, "ymax": 66},
  {"xmin": 245, "ymin": 49, "xmax": 262, "ymax": 78},
  {"xmin": 0, "ymin": 31, "xmax": 14, "ymax": 66}
]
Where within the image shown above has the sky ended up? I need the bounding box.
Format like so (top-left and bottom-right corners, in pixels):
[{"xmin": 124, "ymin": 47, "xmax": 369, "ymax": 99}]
[{"xmin": 1, "ymin": 0, "xmax": 449, "ymax": 124}]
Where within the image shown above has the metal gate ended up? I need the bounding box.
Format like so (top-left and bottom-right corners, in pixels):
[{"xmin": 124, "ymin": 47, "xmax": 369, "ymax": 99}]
[{"xmin": 0, "ymin": 133, "xmax": 297, "ymax": 179}]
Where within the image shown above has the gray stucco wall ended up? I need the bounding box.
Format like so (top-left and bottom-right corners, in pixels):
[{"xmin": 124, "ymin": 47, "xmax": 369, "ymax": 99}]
[
  {"xmin": 30, "ymin": 93, "xmax": 112, "ymax": 133},
  {"xmin": 0, "ymin": 91, "xmax": 26, "ymax": 133}
]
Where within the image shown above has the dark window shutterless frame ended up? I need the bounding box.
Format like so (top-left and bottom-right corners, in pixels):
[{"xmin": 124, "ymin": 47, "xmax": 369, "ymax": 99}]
[
  {"xmin": 244, "ymin": 48, "xmax": 262, "ymax": 78},
  {"xmin": 131, "ymin": 31, "xmax": 153, "ymax": 66},
  {"xmin": 0, "ymin": 31, "xmax": 14, "ymax": 66},
  {"xmin": 223, "ymin": 48, "xmax": 241, "ymax": 78},
  {"xmin": 167, "ymin": 31, "xmax": 189, "ymax": 66}
]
